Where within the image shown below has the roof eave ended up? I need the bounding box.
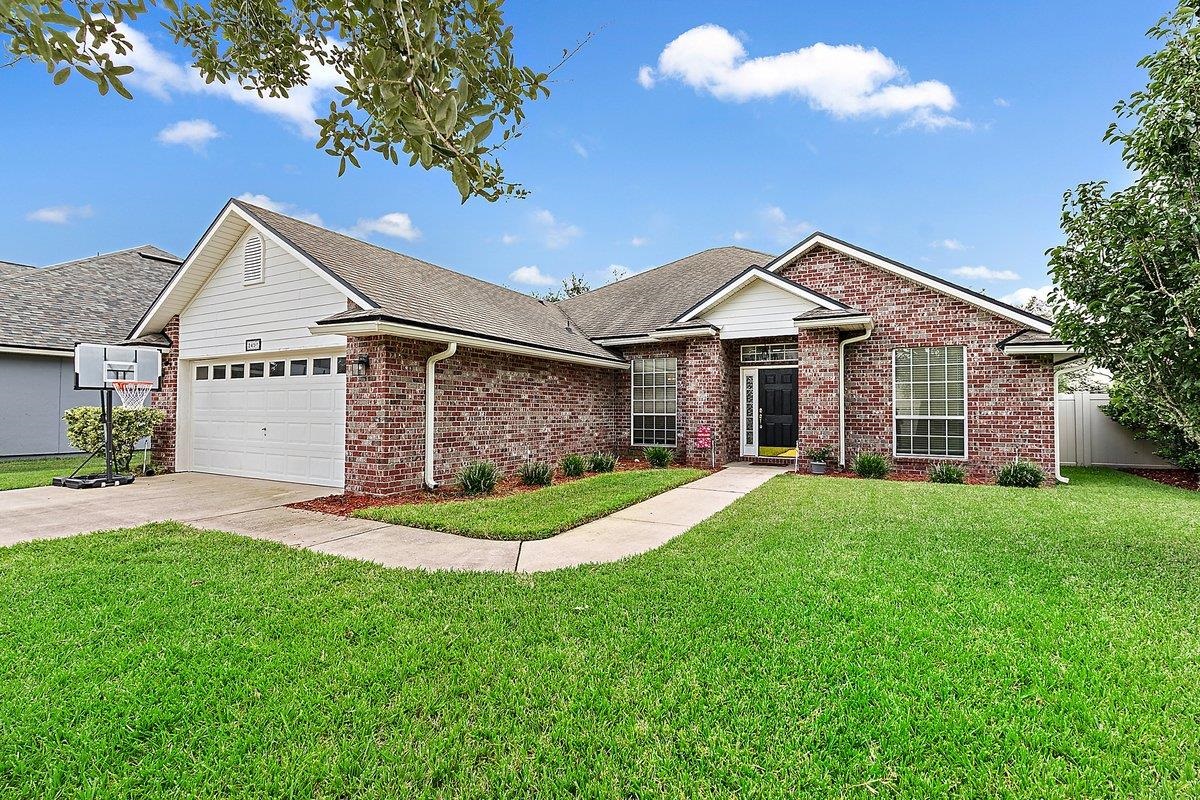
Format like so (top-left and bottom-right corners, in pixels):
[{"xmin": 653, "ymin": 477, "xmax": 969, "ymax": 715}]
[{"xmin": 794, "ymin": 314, "xmax": 874, "ymax": 331}]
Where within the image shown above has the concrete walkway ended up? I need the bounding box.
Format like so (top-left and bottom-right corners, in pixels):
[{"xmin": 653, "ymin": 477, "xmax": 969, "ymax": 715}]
[{"xmin": 0, "ymin": 463, "xmax": 787, "ymax": 572}]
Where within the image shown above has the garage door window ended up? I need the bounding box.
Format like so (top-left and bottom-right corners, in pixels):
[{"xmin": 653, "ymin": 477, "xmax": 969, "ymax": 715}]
[
  {"xmin": 336, "ymin": 356, "xmax": 346, "ymax": 374},
  {"xmin": 313, "ymin": 357, "xmax": 332, "ymax": 375},
  {"xmin": 290, "ymin": 359, "xmax": 308, "ymax": 376},
  {"xmin": 249, "ymin": 362, "xmax": 264, "ymax": 378},
  {"xmin": 196, "ymin": 365, "xmax": 209, "ymax": 380},
  {"xmin": 212, "ymin": 365, "xmax": 227, "ymax": 379},
  {"xmin": 269, "ymin": 361, "xmax": 284, "ymax": 377},
  {"xmin": 231, "ymin": 364, "xmax": 245, "ymax": 379}
]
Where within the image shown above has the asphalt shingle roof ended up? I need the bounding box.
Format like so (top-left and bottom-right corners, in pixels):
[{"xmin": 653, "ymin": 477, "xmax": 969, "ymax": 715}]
[
  {"xmin": 0, "ymin": 260, "xmax": 35, "ymax": 280},
  {"xmin": 234, "ymin": 200, "xmax": 622, "ymax": 363},
  {"xmin": 0, "ymin": 246, "xmax": 179, "ymax": 351},
  {"xmin": 556, "ymin": 246, "xmax": 771, "ymax": 339}
]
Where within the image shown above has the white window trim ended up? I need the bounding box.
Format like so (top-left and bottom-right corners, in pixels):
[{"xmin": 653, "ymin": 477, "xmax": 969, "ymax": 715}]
[
  {"xmin": 630, "ymin": 357, "xmax": 678, "ymax": 447},
  {"xmin": 891, "ymin": 346, "xmax": 969, "ymax": 461}
]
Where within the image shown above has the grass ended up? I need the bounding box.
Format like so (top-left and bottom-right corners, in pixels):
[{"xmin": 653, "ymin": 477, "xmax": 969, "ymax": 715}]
[
  {"xmin": 353, "ymin": 467, "xmax": 707, "ymax": 539},
  {"xmin": 1, "ymin": 468, "xmax": 1199, "ymax": 797},
  {"xmin": 0, "ymin": 455, "xmax": 84, "ymax": 491}
]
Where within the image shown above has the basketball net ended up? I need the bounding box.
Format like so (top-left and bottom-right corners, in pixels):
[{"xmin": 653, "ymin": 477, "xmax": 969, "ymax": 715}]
[{"xmin": 112, "ymin": 380, "xmax": 153, "ymax": 409}]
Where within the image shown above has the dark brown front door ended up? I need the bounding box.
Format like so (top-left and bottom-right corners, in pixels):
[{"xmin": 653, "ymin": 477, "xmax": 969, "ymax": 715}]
[{"xmin": 758, "ymin": 368, "xmax": 797, "ymax": 449}]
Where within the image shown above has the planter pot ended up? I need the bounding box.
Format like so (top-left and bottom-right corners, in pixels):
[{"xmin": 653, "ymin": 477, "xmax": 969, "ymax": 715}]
[{"xmin": 809, "ymin": 461, "xmax": 827, "ymax": 475}]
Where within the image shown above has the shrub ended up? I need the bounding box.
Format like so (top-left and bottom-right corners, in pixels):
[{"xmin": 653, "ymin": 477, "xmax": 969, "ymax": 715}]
[
  {"xmin": 587, "ymin": 451, "xmax": 617, "ymax": 473},
  {"xmin": 560, "ymin": 453, "xmax": 587, "ymax": 477},
  {"xmin": 63, "ymin": 406, "xmax": 165, "ymax": 473},
  {"xmin": 518, "ymin": 460, "xmax": 553, "ymax": 486},
  {"xmin": 995, "ymin": 460, "xmax": 1045, "ymax": 488},
  {"xmin": 643, "ymin": 446, "xmax": 674, "ymax": 468},
  {"xmin": 927, "ymin": 462, "xmax": 966, "ymax": 484},
  {"xmin": 457, "ymin": 460, "xmax": 501, "ymax": 495},
  {"xmin": 852, "ymin": 451, "xmax": 891, "ymax": 479},
  {"xmin": 805, "ymin": 445, "xmax": 835, "ymax": 463}
]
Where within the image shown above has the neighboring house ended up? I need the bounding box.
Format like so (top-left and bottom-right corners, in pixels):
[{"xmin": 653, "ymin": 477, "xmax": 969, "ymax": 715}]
[
  {"xmin": 0, "ymin": 246, "xmax": 180, "ymax": 456},
  {"xmin": 132, "ymin": 199, "xmax": 1075, "ymax": 493}
]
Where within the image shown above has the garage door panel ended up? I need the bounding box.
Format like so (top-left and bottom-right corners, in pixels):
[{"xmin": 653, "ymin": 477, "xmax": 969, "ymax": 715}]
[{"xmin": 190, "ymin": 354, "xmax": 345, "ymax": 488}]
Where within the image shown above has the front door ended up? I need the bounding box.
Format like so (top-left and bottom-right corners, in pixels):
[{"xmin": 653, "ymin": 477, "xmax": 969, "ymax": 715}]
[{"xmin": 758, "ymin": 368, "xmax": 797, "ymax": 452}]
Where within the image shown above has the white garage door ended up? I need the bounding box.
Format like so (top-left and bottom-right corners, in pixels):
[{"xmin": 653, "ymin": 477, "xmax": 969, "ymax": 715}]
[{"xmin": 190, "ymin": 353, "xmax": 346, "ymax": 487}]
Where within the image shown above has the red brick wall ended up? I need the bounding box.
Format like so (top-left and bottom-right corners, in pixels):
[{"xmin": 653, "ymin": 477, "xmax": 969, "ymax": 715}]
[
  {"xmin": 344, "ymin": 336, "xmax": 622, "ymax": 495},
  {"xmin": 150, "ymin": 315, "xmax": 179, "ymax": 472},
  {"xmin": 794, "ymin": 328, "xmax": 840, "ymax": 455},
  {"xmin": 776, "ymin": 245, "xmax": 1056, "ymax": 481}
]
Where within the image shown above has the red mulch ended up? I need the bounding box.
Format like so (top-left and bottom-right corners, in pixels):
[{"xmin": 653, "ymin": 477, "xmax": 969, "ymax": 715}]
[
  {"xmin": 289, "ymin": 460, "xmax": 682, "ymax": 516},
  {"xmin": 801, "ymin": 468, "xmax": 992, "ymax": 485},
  {"xmin": 1120, "ymin": 467, "xmax": 1198, "ymax": 491}
]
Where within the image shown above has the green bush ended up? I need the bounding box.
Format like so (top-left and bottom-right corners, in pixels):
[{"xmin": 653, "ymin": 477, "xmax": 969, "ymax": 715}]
[
  {"xmin": 63, "ymin": 407, "xmax": 164, "ymax": 473},
  {"xmin": 518, "ymin": 460, "xmax": 553, "ymax": 486},
  {"xmin": 457, "ymin": 460, "xmax": 501, "ymax": 495},
  {"xmin": 805, "ymin": 445, "xmax": 835, "ymax": 462},
  {"xmin": 995, "ymin": 460, "xmax": 1045, "ymax": 488},
  {"xmin": 852, "ymin": 451, "xmax": 891, "ymax": 479},
  {"xmin": 587, "ymin": 451, "xmax": 617, "ymax": 473},
  {"xmin": 643, "ymin": 446, "xmax": 674, "ymax": 468},
  {"xmin": 927, "ymin": 462, "xmax": 966, "ymax": 484},
  {"xmin": 560, "ymin": 453, "xmax": 587, "ymax": 478}
]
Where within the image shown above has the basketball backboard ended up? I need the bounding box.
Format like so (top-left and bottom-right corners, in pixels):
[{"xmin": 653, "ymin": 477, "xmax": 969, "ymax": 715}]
[{"xmin": 74, "ymin": 343, "xmax": 163, "ymax": 391}]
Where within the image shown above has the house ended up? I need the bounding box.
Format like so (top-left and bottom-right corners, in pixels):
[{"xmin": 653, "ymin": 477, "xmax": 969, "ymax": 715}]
[
  {"xmin": 0, "ymin": 246, "xmax": 180, "ymax": 456},
  {"xmin": 130, "ymin": 199, "xmax": 1075, "ymax": 493}
]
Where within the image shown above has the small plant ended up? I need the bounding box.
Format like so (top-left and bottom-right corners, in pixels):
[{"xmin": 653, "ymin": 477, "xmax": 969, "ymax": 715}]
[
  {"xmin": 587, "ymin": 451, "xmax": 617, "ymax": 473},
  {"xmin": 927, "ymin": 462, "xmax": 966, "ymax": 484},
  {"xmin": 518, "ymin": 460, "xmax": 553, "ymax": 486},
  {"xmin": 995, "ymin": 459, "xmax": 1045, "ymax": 488},
  {"xmin": 560, "ymin": 453, "xmax": 587, "ymax": 477},
  {"xmin": 805, "ymin": 445, "xmax": 835, "ymax": 462},
  {"xmin": 853, "ymin": 451, "xmax": 891, "ymax": 479},
  {"xmin": 63, "ymin": 406, "xmax": 165, "ymax": 473},
  {"xmin": 643, "ymin": 446, "xmax": 675, "ymax": 468},
  {"xmin": 457, "ymin": 460, "xmax": 501, "ymax": 495}
]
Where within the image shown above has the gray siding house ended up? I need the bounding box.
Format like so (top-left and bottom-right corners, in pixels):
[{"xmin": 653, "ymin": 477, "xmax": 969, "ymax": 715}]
[{"xmin": 0, "ymin": 246, "xmax": 179, "ymax": 456}]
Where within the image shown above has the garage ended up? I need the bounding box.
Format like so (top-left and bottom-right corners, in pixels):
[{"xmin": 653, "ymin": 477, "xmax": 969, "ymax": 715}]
[{"xmin": 189, "ymin": 352, "xmax": 346, "ymax": 487}]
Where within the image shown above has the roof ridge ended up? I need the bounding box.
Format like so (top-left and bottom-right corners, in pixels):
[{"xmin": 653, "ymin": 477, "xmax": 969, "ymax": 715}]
[{"xmin": 557, "ymin": 245, "xmax": 774, "ymax": 306}]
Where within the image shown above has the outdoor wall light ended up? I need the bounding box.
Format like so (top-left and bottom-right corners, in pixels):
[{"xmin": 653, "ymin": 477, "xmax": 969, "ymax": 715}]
[{"xmin": 349, "ymin": 355, "xmax": 370, "ymax": 377}]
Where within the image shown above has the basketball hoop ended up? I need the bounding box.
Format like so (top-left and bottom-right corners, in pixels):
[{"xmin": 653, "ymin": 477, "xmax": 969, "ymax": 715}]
[{"xmin": 112, "ymin": 380, "xmax": 153, "ymax": 409}]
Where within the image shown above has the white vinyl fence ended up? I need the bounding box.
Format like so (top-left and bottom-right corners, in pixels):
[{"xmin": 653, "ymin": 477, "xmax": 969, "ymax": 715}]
[{"xmin": 1058, "ymin": 392, "xmax": 1175, "ymax": 468}]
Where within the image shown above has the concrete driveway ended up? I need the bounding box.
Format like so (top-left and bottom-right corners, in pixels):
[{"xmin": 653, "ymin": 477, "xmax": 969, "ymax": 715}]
[{"xmin": 0, "ymin": 464, "xmax": 787, "ymax": 572}]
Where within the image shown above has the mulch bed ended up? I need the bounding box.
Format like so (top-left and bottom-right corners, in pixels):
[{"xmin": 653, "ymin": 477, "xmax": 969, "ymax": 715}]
[
  {"xmin": 289, "ymin": 460, "xmax": 683, "ymax": 517},
  {"xmin": 1119, "ymin": 468, "xmax": 1198, "ymax": 491},
  {"xmin": 803, "ymin": 468, "xmax": 992, "ymax": 485}
]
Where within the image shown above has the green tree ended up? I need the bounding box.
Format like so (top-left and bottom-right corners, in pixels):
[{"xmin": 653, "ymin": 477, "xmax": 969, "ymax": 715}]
[
  {"xmin": 540, "ymin": 272, "xmax": 591, "ymax": 302},
  {"xmin": 1047, "ymin": 3, "xmax": 1200, "ymax": 466},
  {"xmin": 1, "ymin": 0, "xmax": 554, "ymax": 201}
]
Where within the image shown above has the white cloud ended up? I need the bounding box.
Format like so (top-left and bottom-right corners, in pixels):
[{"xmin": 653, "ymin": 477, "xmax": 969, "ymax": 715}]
[
  {"xmin": 630, "ymin": 236, "xmax": 648, "ymax": 247},
  {"xmin": 500, "ymin": 233, "xmax": 519, "ymax": 245},
  {"xmin": 112, "ymin": 24, "xmax": 340, "ymax": 135},
  {"xmin": 931, "ymin": 238, "xmax": 966, "ymax": 251},
  {"xmin": 732, "ymin": 230, "xmax": 749, "ymax": 242},
  {"xmin": 994, "ymin": 97, "xmax": 1010, "ymax": 107},
  {"xmin": 952, "ymin": 265, "xmax": 1020, "ymax": 281},
  {"xmin": 763, "ymin": 205, "xmax": 812, "ymax": 242},
  {"xmin": 532, "ymin": 209, "xmax": 582, "ymax": 249},
  {"xmin": 509, "ymin": 265, "xmax": 556, "ymax": 286},
  {"xmin": 156, "ymin": 118, "xmax": 222, "ymax": 151},
  {"xmin": 1001, "ymin": 284, "xmax": 1052, "ymax": 306},
  {"xmin": 347, "ymin": 212, "xmax": 421, "ymax": 241},
  {"xmin": 639, "ymin": 24, "xmax": 965, "ymax": 130},
  {"xmin": 571, "ymin": 140, "xmax": 589, "ymax": 159},
  {"xmin": 26, "ymin": 204, "xmax": 93, "ymax": 224},
  {"xmin": 235, "ymin": 193, "xmax": 324, "ymax": 226}
]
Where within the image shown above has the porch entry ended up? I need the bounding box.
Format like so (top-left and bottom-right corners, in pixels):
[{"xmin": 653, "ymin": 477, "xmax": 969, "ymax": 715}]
[{"xmin": 740, "ymin": 366, "xmax": 798, "ymax": 457}]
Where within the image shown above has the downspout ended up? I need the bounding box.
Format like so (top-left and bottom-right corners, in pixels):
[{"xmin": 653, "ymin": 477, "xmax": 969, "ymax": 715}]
[
  {"xmin": 1051, "ymin": 357, "xmax": 1090, "ymax": 485},
  {"xmin": 838, "ymin": 324, "xmax": 874, "ymax": 469},
  {"xmin": 424, "ymin": 342, "xmax": 458, "ymax": 490}
]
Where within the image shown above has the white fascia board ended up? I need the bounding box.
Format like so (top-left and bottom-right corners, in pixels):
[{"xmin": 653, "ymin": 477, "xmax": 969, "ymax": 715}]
[
  {"xmin": 794, "ymin": 315, "xmax": 874, "ymax": 331},
  {"xmin": 132, "ymin": 203, "xmax": 377, "ymax": 339},
  {"xmin": 591, "ymin": 335, "xmax": 659, "ymax": 346},
  {"xmin": 312, "ymin": 320, "xmax": 630, "ymax": 371},
  {"xmin": 650, "ymin": 326, "xmax": 718, "ymax": 340},
  {"xmin": 1000, "ymin": 343, "xmax": 1077, "ymax": 356},
  {"xmin": 767, "ymin": 234, "xmax": 1054, "ymax": 334},
  {"xmin": 676, "ymin": 267, "xmax": 843, "ymax": 324},
  {"xmin": 0, "ymin": 346, "xmax": 73, "ymax": 358}
]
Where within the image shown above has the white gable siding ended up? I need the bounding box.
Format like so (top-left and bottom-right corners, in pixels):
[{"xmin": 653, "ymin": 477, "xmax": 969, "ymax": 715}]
[
  {"xmin": 179, "ymin": 228, "xmax": 348, "ymax": 359},
  {"xmin": 702, "ymin": 280, "xmax": 819, "ymax": 339}
]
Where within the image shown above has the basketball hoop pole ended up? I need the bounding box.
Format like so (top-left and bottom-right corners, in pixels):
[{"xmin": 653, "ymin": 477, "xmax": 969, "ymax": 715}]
[{"xmin": 101, "ymin": 388, "xmax": 115, "ymax": 483}]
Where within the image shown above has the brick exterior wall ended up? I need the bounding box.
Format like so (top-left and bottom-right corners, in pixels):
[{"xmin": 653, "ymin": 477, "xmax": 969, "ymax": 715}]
[
  {"xmin": 150, "ymin": 315, "xmax": 179, "ymax": 472},
  {"xmin": 776, "ymin": 245, "xmax": 1056, "ymax": 481},
  {"xmin": 344, "ymin": 336, "xmax": 621, "ymax": 495},
  {"xmin": 793, "ymin": 328, "xmax": 841, "ymax": 456}
]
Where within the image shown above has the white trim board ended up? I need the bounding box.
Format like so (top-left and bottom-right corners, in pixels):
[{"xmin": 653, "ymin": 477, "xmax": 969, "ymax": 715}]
[
  {"xmin": 675, "ymin": 267, "xmax": 845, "ymax": 324},
  {"xmin": 764, "ymin": 233, "xmax": 1053, "ymax": 334}
]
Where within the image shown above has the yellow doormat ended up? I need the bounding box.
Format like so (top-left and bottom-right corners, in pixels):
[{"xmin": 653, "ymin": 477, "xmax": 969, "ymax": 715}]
[{"xmin": 758, "ymin": 446, "xmax": 798, "ymax": 457}]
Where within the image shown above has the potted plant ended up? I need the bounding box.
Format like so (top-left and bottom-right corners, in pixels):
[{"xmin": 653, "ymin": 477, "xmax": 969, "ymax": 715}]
[{"xmin": 805, "ymin": 445, "xmax": 834, "ymax": 474}]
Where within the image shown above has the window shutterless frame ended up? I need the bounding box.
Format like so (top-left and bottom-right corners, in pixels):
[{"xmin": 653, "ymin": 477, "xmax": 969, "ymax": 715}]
[
  {"xmin": 629, "ymin": 357, "xmax": 678, "ymax": 447},
  {"xmin": 891, "ymin": 346, "xmax": 969, "ymax": 460}
]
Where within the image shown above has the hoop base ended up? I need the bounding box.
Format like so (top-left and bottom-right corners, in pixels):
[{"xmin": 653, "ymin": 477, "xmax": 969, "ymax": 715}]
[{"xmin": 53, "ymin": 473, "xmax": 135, "ymax": 489}]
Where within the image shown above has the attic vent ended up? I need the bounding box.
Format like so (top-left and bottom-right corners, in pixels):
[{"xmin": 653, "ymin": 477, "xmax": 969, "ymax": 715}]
[{"xmin": 242, "ymin": 235, "xmax": 264, "ymax": 285}]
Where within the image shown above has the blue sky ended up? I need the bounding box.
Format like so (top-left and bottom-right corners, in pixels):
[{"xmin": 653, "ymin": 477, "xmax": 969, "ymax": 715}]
[{"xmin": 0, "ymin": 1, "xmax": 1165, "ymax": 305}]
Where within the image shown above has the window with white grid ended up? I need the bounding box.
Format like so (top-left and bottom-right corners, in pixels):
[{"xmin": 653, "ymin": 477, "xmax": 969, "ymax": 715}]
[
  {"xmin": 631, "ymin": 357, "xmax": 678, "ymax": 446},
  {"xmin": 893, "ymin": 346, "xmax": 966, "ymax": 458}
]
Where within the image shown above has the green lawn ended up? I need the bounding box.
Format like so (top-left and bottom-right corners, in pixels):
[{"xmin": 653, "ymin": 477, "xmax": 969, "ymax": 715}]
[
  {"xmin": 353, "ymin": 468, "xmax": 708, "ymax": 539},
  {"xmin": 1, "ymin": 468, "xmax": 1199, "ymax": 797},
  {"xmin": 0, "ymin": 455, "xmax": 84, "ymax": 491}
]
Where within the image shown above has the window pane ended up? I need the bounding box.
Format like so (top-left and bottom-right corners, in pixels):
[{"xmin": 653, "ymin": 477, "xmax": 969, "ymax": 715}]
[
  {"xmin": 894, "ymin": 345, "xmax": 966, "ymax": 457},
  {"xmin": 230, "ymin": 364, "xmax": 245, "ymax": 379},
  {"xmin": 336, "ymin": 356, "xmax": 347, "ymax": 375},
  {"xmin": 313, "ymin": 357, "xmax": 332, "ymax": 375},
  {"xmin": 212, "ymin": 365, "xmax": 227, "ymax": 380},
  {"xmin": 249, "ymin": 362, "xmax": 265, "ymax": 378},
  {"xmin": 290, "ymin": 359, "xmax": 307, "ymax": 376},
  {"xmin": 269, "ymin": 361, "xmax": 285, "ymax": 377},
  {"xmin": 195, "ymin": 365, "xmax": 209, "ymax": 380},
  {"xmin": 631, "ymin": 356, "xmax": 677, "ymax": 446}
]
